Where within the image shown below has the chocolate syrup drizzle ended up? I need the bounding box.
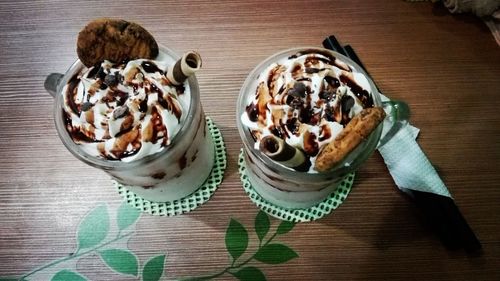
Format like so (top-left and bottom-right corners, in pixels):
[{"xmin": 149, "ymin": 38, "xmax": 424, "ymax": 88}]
[
  {"xmin": 63, "ymin": 59, "xmax": 185, "ymax": 161},
  {"xmin": 246, "ymin": 50, "xmax": 374, "ymax": 170}
]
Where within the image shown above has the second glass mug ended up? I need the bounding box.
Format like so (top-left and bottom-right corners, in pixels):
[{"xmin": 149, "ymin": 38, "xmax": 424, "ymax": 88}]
[
  {"xmin": 44, "ymin": 45, "xmax": 215, "ymax": 202},
  {"xmin": 236, "ymin": 47, "xmax": 409, "ymax": 209}
]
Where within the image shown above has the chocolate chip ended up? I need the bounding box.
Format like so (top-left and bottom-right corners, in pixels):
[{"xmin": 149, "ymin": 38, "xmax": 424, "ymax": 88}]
[
  {"xmin": 324, "ymin": 107, "xmax": 335, "ymax": 122},
  {"xmin": 113, "ymin": 106, "xmax": 129, "ymax": 119},
  {"xmin": 288, "ymin": 96, "xmax": 304, "ymax": 109},
  {"xmin": 319, "ymin": 90, "xmax": 336, "ymax": 101},
  {"xmin": 341, "ymin": 96, "xmax": 355, "ymax": 113},
  {"xmin": 325, "ymin": 76, "xmax": 340, "ymax": 88},
  {"xmin": 299, "ymin": 108, "xmax": 313, "ymax": 124},
  {"xmin": 139, "ymin": 98, "xmax": 148, "ymax": 113},
  {"xmin": 97, "ymin": 67, "xmax": 106, "ymax": 80},
  {"xmin": 87, "ymin": 65, "xmax": 101, "ymax": 78},
  {"xmin": 269, "ymin": 125, "xmax": 284, "ymax": 139},
  {"xmin": 286, "ymin": 117, "xmax": 299, "ymax": 134},
  {"xmin": 81, "ymin": 102, "xmax": 93, "ymax": 112},
  {"xmin": 114, "ymin": 71, "xmax": 123, "ymax": 83},
  {"xmin": 292, "ymin": 82, "xmax": 307, "ymax": 97},
  {"xmin": 104, "ymin": 74, "xmax": 119, "ymax": 87}
]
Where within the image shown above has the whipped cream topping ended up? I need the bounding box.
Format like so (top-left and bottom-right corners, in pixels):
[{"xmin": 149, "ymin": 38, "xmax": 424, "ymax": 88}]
[
  {"xmin": 241, "ymin": 49, "xmax": 375, "ymax": 172},
  {"xmin": 62, "ymin": 55, "xmax": 190, "ymax": 162}
]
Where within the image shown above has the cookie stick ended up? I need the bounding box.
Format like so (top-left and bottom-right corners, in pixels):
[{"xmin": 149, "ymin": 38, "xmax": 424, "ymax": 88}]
[
  {"xmin": 315, "ymin": 107, "xmax": 386, "ymax": 172},
  {"xmin": 259, "ymin": 135, "xmax": 309, "ymax": 171},
  {"xmin": 167, "ymin": 51, "xmax": 202, "ymax": 85}
]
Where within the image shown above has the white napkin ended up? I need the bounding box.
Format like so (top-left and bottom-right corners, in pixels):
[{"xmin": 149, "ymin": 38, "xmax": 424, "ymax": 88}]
[{"xmin": 377, "ymin": 95, "xmax": 452, "ymax": 198}]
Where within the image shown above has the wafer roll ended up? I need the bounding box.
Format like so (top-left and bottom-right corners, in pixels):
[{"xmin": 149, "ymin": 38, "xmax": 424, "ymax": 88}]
[
  {"xmin": 259, "ymin": 135, "xmax": 309, "ymax": 171},
  {"xmin": 167, "ymin": 51, "xmax": 202, "ymax": 85}
]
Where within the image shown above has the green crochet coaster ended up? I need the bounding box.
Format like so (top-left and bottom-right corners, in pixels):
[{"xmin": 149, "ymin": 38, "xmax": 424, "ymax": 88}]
[
  {"xmin": 238, "ymin": 150, "xmax": 354, "ymax": 222},
  {"xmin": 115, "ymin": 117, "xmax": 226, "ymax": 216}
]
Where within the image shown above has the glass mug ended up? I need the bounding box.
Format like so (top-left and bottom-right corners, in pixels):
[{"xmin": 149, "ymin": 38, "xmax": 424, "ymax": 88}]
[
  {"xmin": 236, "ymin": 47, "xmax": 409, "ymax": 209},
  {"xmin": 45, "ymin": 46, "xmax": 215, "ymax": 202}
]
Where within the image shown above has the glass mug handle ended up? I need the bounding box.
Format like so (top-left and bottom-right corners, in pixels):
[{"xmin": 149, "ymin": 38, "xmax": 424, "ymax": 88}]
[
  {"xmin": 44, "ymin": 73, "xmax": 64, "ymax": 98},
  {"xmin": 378, "ymin": 100, "xmax": 410, "ymax": 147}
]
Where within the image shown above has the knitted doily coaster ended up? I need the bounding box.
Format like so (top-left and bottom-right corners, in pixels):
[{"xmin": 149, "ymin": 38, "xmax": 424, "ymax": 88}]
[
  {"xmin": 238, "ymin": 150, "xmax": 353, "ymax": 222},
  {"xmin": 115, "ymin": 117, "xmax": 226, "ymax": 216}
]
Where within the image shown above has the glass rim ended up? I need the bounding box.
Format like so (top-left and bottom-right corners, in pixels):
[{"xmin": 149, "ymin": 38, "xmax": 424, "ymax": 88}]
[
  {"xmin": 236, "ymin": 46, "xmax": 383, "ymax": 179},
  {"xmin": 53, "ymin": 45, "xmax": 200, "ymax": 169}
]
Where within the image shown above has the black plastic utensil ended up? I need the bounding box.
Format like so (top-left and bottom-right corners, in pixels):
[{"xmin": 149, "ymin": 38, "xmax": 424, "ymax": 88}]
[{"xmin": 322, "ymin": 35, "xmax": 481, "ymax": 253}]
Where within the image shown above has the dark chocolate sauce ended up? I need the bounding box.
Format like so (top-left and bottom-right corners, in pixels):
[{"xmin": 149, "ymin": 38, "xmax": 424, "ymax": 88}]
[
  {"xmin": 288, "ymin": 49, "xmax": 335, "ymax": 64},
  {"xmin": 246, "ymin": 103, "xmax": 259, "ymax": 122},
  {"xmin": 141, "ymin": 61, "xmax": 164, "ymax": 74},
  {"xmin": 279, "ymin": 120, "xmax": 290, "ymax": 139},
  {"xmin": 249, "ymin": 128, "xmax": 258, "ymax": 142},
  {"xmin": 151, "ymin": 172, "xmax": 166, "ymax": 179},
  {"xmin": 319, "ymin": 90, "xmax": 336, "ymax": 101},
  {"xmin": 152, "ymin": 84, "xmax": 171, "ymax": 115},
  {"xmin": 324, "ymin": 107, "xmax": 335, "ymax": 122},
  {"xmin": 325, "ymin": 76, "xmax": 340, "ymax": 88},
  {"xmin": 191, "ymin": 149, "xmax": 199, "ymax": 162},
  {"xmin": 113, "ymin": 90, "xmax": 129, "ymax": 106},
  {"xmin": 179, "ymin": 152, "xmax": 188, "ymax": 169},
  {"xmin": 296, "ymin": 77, "xmax": 312, "ymax": 82},
  {"xmin": 63, "ymin": 110, "xmax": 99, "ymax": 143},
  {"xmin": 81, "ymin": 102, "xmax": 93, "ymax": 112},
  {"xmin": 139, "ymin": 94, "xmax": 149, "ymax": 113},
  {"xmin": 285, "ymin": 117, "xmax": 299, "ymax": 135},
  {"xmin": 299, "ymin": 106, "xmax": 313, "ymax": 124},
  {"xmin": 120, "ymin": 148, "xmax": 140, "ymax": 159},
  {"xmin": 99, "ymin": 82, "xmax": 108, "ymax": 90},
  {"xmin": 305, "ymin": 68, "xmax": 320, "ymax": 74},
  {"xmin": 319, "ymin": 124, "xmax": 332, "ymax": 142},
  {"xmin": 66, "ymin": 74, "xmax": 80, "ymax": 115},
  {"xmin": 86, "ymin": 65, "xmax": 100, "ymax": 79},
  {"xmin": 175, "ymin": 84, "xmax": 185, "ymax": 95},
  {"xmin": 267, "ymin": 65, "xmax": 282, "ymax": 94},
  {"xmin": 291, "ymin": 64, "xmax": 301, "ymax": 75},
  {"xmin": 269, "ymin": 125, "xmax": 285, "ymax": 139},
  {"xmin": 340, "ymin": 95, "xmax": 355, "ymax": 125},
  {"xmin": 340, "ymin": 74, "xmax": 374, "ymax": 108},
  {"xmin": 277, "ymin": 84, "xmax": 286, "ymax": 95},
  {"xmin": 286, "ymin": 95, "xmax": 304, "ymax": 109},
  {"xmin": 150, "ymin": 106, "xmax": 164, "ymax": 144},
  {"xmin": 303, "ymin": 132, "xmax": 319, "ymax": 156}
]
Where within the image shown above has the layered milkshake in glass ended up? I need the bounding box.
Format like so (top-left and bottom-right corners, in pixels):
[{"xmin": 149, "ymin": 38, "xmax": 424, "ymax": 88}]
[
  {"xmin": 52, "ymin": 46, "xmax": 215, "ymax": 202},
  {"xmin": 237, "ymin": 47, "xmax": 385, "ymax": 209}
]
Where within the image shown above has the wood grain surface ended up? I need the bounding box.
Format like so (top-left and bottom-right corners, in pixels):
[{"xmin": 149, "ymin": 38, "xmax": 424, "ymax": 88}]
[{"xmin": 0, "ymin": 0, "xmax": 499, "ymax": 280}]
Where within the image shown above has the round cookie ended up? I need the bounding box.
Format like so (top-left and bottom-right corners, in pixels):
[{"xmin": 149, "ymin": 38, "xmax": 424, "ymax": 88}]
[{"xmin": 77, "ymin": 18, "xmax": 159, "ymax": 67}]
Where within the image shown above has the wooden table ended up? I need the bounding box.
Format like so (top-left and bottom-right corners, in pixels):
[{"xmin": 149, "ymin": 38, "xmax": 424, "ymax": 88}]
[{"xmin": 1, "ymin": 1, "xmax": 499, "ymax": 280}]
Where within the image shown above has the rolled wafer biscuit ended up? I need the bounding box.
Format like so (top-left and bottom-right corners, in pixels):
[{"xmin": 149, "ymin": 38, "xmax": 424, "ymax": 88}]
[
  {"xmin": 315, "ymin": 107, "xmax": 386, "ymax": 172},
  {"xmin": 167, "ymin": 51, "xmax": 202, "ymax": 85},
  {"xmin": 260, "ymin": 135, "xmax": 309, "ymax": 171}
]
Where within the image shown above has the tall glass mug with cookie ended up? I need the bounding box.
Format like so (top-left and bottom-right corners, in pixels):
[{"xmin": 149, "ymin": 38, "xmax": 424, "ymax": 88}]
[
  {"xmin": 45, "ymin": 19, "xmax": 216, "ymax": 203},
  {"xmin": 237, "ymin": 47, "xmax": 408, "ymax": 209}
]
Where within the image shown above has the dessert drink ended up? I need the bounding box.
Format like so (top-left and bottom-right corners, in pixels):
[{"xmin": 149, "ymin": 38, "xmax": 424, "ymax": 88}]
[
  {"xmin": 237, "ymin": 47, "xmax": 386, "ymax": 209},
  {"xmin": 47, "ymin": 19, "xmax": 214, "ymax": 202}
]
